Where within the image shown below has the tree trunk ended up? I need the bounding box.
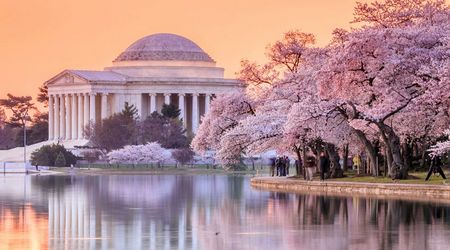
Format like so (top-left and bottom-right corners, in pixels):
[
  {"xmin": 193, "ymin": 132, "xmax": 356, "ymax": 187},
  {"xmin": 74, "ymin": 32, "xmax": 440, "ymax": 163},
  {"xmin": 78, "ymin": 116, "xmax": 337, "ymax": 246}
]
[
  {"xmin": 402, "ymin": 139, "xmax": 412, "ymax": 171},
  {"xmin": 293, "ymin": 146, "xmax": 303, "ymax": 177},
  {"xmin": 302, "ymin": 144, "xmax": 307, "ymax": 180},
  {"xmin": 420, "ymin": 143, "xmax": 428, "ymax": 168},
  {"xmin": 379, "ymin": 128, "xmax": 393, "ymax": 175},
  {"xmin": 314, "ymin": 148, "xmax": 321, "ymax": 172},
  {"xmin": 343, "ymin": 144, "xmax": 349, "ymax": 172},
  {"xmin": 352, "ymin": 128, "xmax": 377, "ymax": 176},
  {"xmin": 383, "ymin": 147, "xmax": 387, "ymax": 177},
  {"xmin": 376, "ymin": 123, "xmax": 407, "ymax": 179},
  {"xmin": 325, "ymin": 143, "xmax": 343, "ymax": 178}
]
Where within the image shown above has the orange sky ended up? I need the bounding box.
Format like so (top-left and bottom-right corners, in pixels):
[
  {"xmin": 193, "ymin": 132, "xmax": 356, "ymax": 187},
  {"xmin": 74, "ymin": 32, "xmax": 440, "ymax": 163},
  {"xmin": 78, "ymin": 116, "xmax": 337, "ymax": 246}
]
[{"xmin": 1, "ymin": 0, "xmax": 363, "ymax": 103}]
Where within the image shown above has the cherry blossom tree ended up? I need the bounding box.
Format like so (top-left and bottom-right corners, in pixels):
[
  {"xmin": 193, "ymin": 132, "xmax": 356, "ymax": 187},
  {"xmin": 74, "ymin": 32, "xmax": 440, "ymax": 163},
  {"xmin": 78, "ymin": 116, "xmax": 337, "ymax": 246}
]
[
  {"xmin": 429, "ymin": 129, "xmax": 450, "ymax": 156},
  {"xmin": 191, "ymin": 90, "xmax": 255, "ymax": 167},
  {"xmin": 316, "ymin": 1, "xmax": 450, "ymax": 179},
  {"xmin": 192, "ymin": 1, "xmax": 450, "ymax": 179},
  {"xmin": 107, "ymin": 142, "xmax": 171, "ymax": 165},
  {"xmin": 353, "ymin": 0, "xmax": 449, "ymax": 28}
]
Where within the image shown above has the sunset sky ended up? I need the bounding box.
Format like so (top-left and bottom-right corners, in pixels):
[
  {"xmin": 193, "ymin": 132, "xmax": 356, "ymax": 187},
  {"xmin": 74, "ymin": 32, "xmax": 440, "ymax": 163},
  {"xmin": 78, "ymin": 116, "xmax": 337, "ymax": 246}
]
[{"xmin": 1, "ymin": 0, "xmax": 372, "ymax": 102}]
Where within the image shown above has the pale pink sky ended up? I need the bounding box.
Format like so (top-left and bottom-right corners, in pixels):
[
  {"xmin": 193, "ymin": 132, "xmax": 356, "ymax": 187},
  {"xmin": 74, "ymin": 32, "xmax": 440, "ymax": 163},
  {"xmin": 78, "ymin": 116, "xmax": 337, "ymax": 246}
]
[{"xmin": 0, "ymin": 0, "xmax": 375, "ymax": 101}]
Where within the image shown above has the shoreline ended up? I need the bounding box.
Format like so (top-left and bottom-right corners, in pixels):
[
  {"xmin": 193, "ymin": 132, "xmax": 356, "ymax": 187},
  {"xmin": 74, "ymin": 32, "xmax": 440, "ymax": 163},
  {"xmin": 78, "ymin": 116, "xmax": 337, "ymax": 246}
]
[
  {"xmin": 43, "ymin": 167, "xmax": 259, "ymax": 176},
  {"xmin": 251, "ymin": 177, "xmax": 450, "ymax": 203}
]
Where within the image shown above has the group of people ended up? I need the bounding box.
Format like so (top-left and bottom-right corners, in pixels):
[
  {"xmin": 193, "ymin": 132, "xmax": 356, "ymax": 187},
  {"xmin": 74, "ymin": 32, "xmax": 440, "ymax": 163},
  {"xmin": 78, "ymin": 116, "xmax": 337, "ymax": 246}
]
[
  {"xmin": 270, "ymin": 152, "xmax": 331, "ymax": 181},
  {"xmin": 304, "ymin": 152, "xmax": 330, "ymax": 181},
  {"xmin": 270, "ymin": 156, "xmax": 290, "ymax": 177}
]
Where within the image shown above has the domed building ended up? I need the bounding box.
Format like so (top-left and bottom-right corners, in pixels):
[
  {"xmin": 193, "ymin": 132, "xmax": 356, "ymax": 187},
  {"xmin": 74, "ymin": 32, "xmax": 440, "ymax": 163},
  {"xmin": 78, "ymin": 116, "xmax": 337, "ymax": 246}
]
[{"xmin": 46, "ymin": 33, "xmax": 241, "ymax": 141}]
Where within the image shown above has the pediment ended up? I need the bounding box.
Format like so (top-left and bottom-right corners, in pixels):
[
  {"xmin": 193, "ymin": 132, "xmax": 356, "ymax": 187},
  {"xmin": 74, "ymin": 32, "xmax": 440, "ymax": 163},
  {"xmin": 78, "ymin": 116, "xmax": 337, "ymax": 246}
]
[{"xmin": 46, "ymin": 70, "xmax": 89, "ymax": 86}]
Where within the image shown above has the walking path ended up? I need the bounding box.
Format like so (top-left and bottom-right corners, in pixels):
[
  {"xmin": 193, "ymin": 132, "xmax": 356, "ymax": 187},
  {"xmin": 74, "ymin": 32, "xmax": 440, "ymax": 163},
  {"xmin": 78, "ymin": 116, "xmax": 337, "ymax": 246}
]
[{"xmin": 251, "ymin": 177, "xmax": 450, "ymax": 202}]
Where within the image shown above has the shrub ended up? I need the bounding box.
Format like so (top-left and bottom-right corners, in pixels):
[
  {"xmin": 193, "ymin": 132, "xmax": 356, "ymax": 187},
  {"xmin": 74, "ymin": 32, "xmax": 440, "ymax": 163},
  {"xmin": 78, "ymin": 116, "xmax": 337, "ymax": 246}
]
[
  {"xmin": 30, "ymin": 144, "xmax": 78, "ymax": 167},
  {"xmin": 54, "ymin": 152, "xmax": 66, "ymax": 167},
  {"xmin": 172, "ymin": 148, "xmax": 194, "ymax": 165}
]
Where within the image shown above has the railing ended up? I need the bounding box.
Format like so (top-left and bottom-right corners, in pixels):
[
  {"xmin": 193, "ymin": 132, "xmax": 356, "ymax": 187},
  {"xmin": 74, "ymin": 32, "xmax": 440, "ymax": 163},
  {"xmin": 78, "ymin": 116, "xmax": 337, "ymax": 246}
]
[{"xmin": 1, "ymin": 161, "xmax": 27, "ymax": 174}]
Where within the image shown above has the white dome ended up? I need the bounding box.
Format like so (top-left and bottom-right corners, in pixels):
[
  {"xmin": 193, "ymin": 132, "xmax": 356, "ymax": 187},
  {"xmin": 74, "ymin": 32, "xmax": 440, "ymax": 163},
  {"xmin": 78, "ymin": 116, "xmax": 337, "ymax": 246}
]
[{"xmin": 114, "ymin": 33, "xmax": 214, "ymax": 63}]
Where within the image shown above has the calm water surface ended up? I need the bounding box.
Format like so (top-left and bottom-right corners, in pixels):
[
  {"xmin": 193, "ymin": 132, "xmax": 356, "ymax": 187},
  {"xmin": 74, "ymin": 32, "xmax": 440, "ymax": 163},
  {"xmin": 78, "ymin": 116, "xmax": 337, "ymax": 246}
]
[{"xmin": 1, "ymin": 174, "xmax": 450, "ymax": 250}]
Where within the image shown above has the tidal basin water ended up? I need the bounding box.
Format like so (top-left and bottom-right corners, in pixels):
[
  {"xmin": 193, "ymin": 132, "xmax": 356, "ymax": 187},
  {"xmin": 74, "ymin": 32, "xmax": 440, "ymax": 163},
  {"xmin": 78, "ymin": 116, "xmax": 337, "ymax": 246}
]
[{"xmin": 1, "ymin": 174, "xmax": 450, "ymax": 250}]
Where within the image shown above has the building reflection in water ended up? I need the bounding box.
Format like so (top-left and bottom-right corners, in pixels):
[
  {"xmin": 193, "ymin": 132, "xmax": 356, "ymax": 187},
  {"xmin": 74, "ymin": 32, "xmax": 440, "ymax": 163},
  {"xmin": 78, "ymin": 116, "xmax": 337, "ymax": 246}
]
[{"xmin": 2, "ymin": 174, "xmax": 450, "ymax": 250}]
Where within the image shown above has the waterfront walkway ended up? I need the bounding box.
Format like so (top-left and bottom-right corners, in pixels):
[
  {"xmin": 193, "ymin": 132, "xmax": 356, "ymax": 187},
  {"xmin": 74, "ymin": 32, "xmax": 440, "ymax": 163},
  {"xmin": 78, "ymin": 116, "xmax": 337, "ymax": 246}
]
[{"xmin": 251, "ymin": 177, "xmax": 450, "ymax": 201}]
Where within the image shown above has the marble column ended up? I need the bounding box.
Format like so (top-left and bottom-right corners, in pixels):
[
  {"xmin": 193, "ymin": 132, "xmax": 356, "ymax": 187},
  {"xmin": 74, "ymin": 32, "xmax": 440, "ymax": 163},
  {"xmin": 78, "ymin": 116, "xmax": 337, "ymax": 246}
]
[
  {"xmin": 136, "ymin": 94, "xmax": 142, "ymax": 118},
  {"xmin": 164, "ymin": 93, "xmax": 171, "ymax": 105},
  {"xmin": 115, "ymin": 94, "xmax": 124, "ymax": 113},
  {"xmin": 83, "ymin": 93, "xmax": 89, "ymax": 128},
  {"xmin": 54, "ymin": 95, "xmax": 60, "ymax": 140},
  {"xmin": 89, "ymin": 93, "xmax": 96, "ymax": 123},
  {"xmin": 205, "ymin": 94, "xmax": 211, "ymax": 114},
  {"xmin": 71, "ymin": 94, "xmax": 77, "ymax": 139},
  {"xmin": 77, "ymin": 94, "xmax": 83, "ymax": 139},
  {"xmin": 149, "ymin": 93, "xmax": 156, "ymax": 113},
  {"xmin": 192, "ymin": 93, "xmax": 199, "ymax": 133},
  {"xmin": 178, "ymin": 93, "xmax": 186, "ymax": 127},
  {"xmin": 101, "ymin": 93, "xmax": 108, "ymax": 120},
  {"xmin": 65, "ymin": 94, "xmax": 71, "ymax": 140},
  {"xmin": 60, "ymin": 94, "xmax": 65, "ymax": 140},
  {"xmin": 49, "ymin": 95, "xmax": 54, "ymax": 140}
]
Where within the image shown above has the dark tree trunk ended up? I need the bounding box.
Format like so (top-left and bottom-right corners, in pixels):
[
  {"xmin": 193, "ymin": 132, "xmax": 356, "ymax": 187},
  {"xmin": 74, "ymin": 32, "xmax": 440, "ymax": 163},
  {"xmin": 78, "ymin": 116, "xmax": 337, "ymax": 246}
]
[
  {"xmin": 325, "ymin": 143, "xmax": 344, "ymax": 178},
  {"xmin": 343, "ymin": 144, "xmax": 349, "ymax": 172},
  {"xmin": 420, "ymin": 143, "xmax": 428, "ymax": 168},
  {"xmin": 293, "ymin": 146, "xmax": 303, "ymax": 177},
  {"xmin": 383, "ymin": 147, "xmax": 387, "ymax": 177},
  {"xmin": 379, "ymin": 128, "xmax": 393, "ymax": 175},
  {"xmin": 376, "ymin": 123, "xmax": 407, "ymax": 179},
  {"xmin": 402, "ymin": 139, "xmax": 413, "ymax": 171},
  {"xmin": 352, "ymin": 128, "xmax": 377, "ymax": 176}
]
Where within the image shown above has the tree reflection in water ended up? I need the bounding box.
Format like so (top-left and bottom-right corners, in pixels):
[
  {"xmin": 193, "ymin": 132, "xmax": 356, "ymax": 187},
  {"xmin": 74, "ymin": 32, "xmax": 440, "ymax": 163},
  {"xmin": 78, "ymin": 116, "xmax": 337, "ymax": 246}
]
[{"xmin": 1, "ymin": 175, "xmax": 450, "ymax": 250}]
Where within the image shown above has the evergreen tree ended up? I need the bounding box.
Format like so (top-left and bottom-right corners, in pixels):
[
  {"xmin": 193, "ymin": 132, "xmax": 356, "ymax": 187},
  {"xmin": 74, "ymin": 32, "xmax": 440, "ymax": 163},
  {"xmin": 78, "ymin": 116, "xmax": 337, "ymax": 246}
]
[
  {"xmin": 121, "ymin": 102, "xmax": 139, "ymax": 120},
  {"xmin": 31, "ymin": 150, "xmax": 50, "ymax": 166},
  {"xmin": 37, "ymin": 82, "xmax": 49, "ymax": 107},
  {"xmin": 54, "ymin": 152, "xmax": 67, "ymax": 167},
  {"xmin": 161, "ymin": 104, "xmax": 180, "ymax": 119}
]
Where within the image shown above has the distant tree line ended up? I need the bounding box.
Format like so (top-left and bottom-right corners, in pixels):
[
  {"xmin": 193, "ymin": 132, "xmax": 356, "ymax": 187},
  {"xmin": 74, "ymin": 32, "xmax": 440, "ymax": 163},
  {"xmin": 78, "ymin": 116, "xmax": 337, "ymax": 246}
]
[
  {"xmin": 0, "ymin": 84, "xmax": 49, "ymax": 150},
  {"xmin": 84, "ymin": 102, "xmax": 194, "ymax": 165}
]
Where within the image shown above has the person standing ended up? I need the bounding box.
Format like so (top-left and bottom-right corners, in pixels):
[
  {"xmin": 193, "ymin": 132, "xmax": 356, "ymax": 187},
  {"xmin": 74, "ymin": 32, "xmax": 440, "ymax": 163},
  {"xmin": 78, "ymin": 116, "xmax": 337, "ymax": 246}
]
[
  {"xmin": 305, "ymin": 156, "xmax": 316, "ymax": 181},
  {"xmin": 275, "ymin": 157, "xmax": 281, "ymax": 176},
  {"xmin": 425, "ymin": 156, "xmax": 447, "ymax": 181},
  {"xmin": 269, "ymin": 157, "xmax": 276, "ymax": 177},
  {"xmin": 319, "ymin": 151, "xmax": 330, "ymax": 181},
  {"xmin": 353, "ymin": 154, "xmax": 361, "ymax": 171},
  {"xmin": 285, "ymin": 156, "xmax": 290, "ymax": 176}
]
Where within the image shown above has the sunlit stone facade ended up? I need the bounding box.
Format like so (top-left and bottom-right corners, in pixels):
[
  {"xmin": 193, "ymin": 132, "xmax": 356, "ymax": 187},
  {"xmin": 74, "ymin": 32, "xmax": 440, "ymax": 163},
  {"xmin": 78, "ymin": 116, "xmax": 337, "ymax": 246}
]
[{"xmin": 46, "ymin": 33, "xmax": 240, "ymax": 141}]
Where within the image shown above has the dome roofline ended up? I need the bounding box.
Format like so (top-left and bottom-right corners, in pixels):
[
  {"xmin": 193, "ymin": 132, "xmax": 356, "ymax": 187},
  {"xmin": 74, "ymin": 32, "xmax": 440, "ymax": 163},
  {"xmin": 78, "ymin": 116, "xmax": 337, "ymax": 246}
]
[{"xmin": 114, "ymin": 33, "xmax": 215, "ymax": 63}]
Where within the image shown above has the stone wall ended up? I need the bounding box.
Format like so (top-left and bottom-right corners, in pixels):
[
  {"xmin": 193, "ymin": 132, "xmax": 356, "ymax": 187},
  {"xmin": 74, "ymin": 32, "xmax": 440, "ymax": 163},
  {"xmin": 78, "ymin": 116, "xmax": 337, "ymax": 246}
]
[{"xmin": 251, "ymin": 177, "xmax": 450, "ymax": 202}]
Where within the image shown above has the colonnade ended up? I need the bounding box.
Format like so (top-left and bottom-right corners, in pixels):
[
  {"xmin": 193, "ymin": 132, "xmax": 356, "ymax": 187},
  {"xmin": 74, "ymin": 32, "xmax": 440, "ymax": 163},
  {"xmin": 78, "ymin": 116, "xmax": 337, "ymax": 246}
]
[
  {"xmin": 48, "ymin": 92, "xmax": 213, "ymax": 140},
  {"xmin": 48, "ymin": 93, "xmax": 97, "ymax": 141}
]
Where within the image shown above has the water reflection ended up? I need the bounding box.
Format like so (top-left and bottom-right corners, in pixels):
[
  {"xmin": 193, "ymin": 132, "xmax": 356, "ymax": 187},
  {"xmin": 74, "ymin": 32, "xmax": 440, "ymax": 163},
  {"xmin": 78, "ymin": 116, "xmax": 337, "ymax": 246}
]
[{"xmin": 1, "ymin": 174, "xmax": 450, "ymax": 250}]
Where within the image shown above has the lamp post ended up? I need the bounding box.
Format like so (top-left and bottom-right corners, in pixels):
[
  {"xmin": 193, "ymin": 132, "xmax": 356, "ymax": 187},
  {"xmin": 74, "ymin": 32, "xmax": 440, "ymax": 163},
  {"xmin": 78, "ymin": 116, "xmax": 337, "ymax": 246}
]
[{"xmin": 23, "ymin": 109, "xmax": 29, "ymax": 170}]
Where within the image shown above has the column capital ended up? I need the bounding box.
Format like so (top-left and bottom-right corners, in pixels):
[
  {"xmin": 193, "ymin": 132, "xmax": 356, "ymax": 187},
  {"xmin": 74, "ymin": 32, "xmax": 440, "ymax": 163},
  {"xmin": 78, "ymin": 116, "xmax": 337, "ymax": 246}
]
[
  {"xmin": 149, "ymin": 93, "xmax": 157, "ymax": 97},
  {"xmin": 178, "ymin": 93, "xmax": 186, "ymax": 97},
  {"xmin": 76, "ymin": 93, "xmax": 83, "ymax": 97},
  {"xmin": 164, "ymin": 93, "xmax": 171, "ymax": 97},
  {"xmin": 101, "ymin": 92, "xmax": 109, "ymax": 96},
  {"xmin": 192, "ymin": 92, "xmax": 200, "ymax": 97},
  {"xmin": 89, "ymin": 92, "xmax": 96, "ymax": 97}
]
